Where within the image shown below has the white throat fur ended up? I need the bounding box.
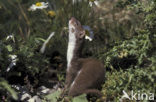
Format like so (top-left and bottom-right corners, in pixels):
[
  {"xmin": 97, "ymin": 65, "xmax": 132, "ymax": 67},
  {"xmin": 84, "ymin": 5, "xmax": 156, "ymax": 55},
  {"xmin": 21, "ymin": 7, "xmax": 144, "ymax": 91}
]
[{"xmin": 67, "ymin": 25, "xmax": 76, "ymax": 71}]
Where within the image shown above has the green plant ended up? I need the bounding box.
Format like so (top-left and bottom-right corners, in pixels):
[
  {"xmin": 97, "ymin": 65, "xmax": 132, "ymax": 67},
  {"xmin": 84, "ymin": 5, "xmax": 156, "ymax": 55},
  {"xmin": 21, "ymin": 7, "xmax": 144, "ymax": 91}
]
[
  {"xmin": 0, "ymin": 78, "xmax": 18, "ymax": 101},
  {"xmin": 98, "ymin": 0, "xmax": 156, "ymax": 101}
]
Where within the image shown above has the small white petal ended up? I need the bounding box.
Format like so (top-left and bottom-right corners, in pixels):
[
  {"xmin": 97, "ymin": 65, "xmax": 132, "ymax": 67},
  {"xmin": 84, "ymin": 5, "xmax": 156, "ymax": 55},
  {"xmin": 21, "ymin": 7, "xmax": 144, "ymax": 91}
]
[
  {"xmin": 6, "ymin": 34, "xmax": 15, "ymax": 42},
  {"xmin": 7, "ymin": 62, "xmax": 14, "ymax": 72},
  {"xmin": 6, "ymin": 35, "xmax": 13, "ymax": 40},
  {"xmin": 7, "ymin": 55, "xmax": 17, "ymax": 72},
  {"xmin": 6, "ymin": 67, "xmax": 11, "ymax": 72},
  {"xmin": 85, "ymin": 36, "xmax": 93, "ymax": 41},
  {"xmin": 12, "ymin": 62, "xmax": 16, "ymax": 66},
  {"xmin": 10, "ymin": 55, "xmax": 17, "ymax": 60},
  {"xmin": 94, "ymin": 1, "xmax": 100, "ymax": 7},
  {"xmin": 89, "ymin": 2, "xmax": 93, "ymax": 7}
]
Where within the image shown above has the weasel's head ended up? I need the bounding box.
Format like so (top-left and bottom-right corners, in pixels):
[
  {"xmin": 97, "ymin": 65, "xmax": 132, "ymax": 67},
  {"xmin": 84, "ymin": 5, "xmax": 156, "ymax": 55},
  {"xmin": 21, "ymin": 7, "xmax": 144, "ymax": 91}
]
[{"xmin": 69, "ymin": 17, "xmax": 85, "ymax": 39}]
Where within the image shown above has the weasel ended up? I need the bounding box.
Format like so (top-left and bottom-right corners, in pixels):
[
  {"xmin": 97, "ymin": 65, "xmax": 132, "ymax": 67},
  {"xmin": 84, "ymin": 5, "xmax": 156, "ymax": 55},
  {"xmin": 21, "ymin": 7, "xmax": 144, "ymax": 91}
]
[{"xmin": 65, "ymin": 17, "xmax": 105, "ymax": 97}]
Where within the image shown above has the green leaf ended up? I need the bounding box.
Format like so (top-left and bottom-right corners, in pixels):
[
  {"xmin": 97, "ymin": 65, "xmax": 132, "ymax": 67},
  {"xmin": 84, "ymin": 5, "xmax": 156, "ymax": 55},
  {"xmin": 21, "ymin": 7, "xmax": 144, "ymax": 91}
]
[
  {"xmin": 44, "ymin": 91, "xmax": 88, "ymax": 102},
  {"xmin": 35, "ymin": 38, "xmax": 46, "ymax": 42},
  {"xmin": 6, "ymin": 45, "xmax": 13, "ymax": 52},
  {"xmin": 0, "ymin": 78, "xmax": 18, "ymax": 100},
  {"xmin": 72, "ymin": 94, "xmax": 88, "ymax": 102},
  {"xmin": 44, "ymin": 90, "xmax": 61, "ymax": 102}
]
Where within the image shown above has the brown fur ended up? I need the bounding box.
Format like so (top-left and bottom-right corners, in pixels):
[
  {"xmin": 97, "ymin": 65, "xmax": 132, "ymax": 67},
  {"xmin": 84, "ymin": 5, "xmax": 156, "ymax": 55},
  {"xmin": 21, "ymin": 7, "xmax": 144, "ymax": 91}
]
[{"xmin": 68, "ymin": 58, "xmax": 105, "ymax": 97}]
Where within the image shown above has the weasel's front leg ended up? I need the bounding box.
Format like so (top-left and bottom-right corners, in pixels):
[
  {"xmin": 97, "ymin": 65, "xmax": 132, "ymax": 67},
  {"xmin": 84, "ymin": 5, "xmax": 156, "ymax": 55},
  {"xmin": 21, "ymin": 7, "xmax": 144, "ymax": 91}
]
[
  {"xmin": 65, "ymin": 59, "xmax": 83, "ymax": 89},
  {"xmin": 60, "ymin": 68, "xmax": 78, "ymax": 98},
  {"xmin": 65, "ymin": 67, "xmax": 79, "ymax": 89}
]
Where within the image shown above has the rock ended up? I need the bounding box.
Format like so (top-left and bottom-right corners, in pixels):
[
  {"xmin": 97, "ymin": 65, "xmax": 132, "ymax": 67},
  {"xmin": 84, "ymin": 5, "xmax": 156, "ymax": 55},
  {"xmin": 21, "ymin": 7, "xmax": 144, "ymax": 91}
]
[
  {"xmin": 27, "ymin": 96, "xmax": 42, "ymax": 102},
  {"xmin": 20, "ymin": 93, "xmax": 31, "ymax": 101},
  {"xmin": 37, "ymin": 86, "xmax": 51, "ymax": 95}
]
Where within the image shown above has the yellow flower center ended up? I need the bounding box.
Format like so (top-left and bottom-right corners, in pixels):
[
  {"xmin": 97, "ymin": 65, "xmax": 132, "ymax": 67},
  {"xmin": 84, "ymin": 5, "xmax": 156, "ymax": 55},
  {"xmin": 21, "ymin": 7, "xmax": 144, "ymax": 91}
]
[
  {"xmin": 35, "ymin": 2, "xmax": 42, "ymax": 6},
  {"xmin": 48, "ymin": 11, "xmax": 56, "ymax": 17},
  {"xmin": 85, "ymin": 30, "xmax": 90, "ymax": 36}
]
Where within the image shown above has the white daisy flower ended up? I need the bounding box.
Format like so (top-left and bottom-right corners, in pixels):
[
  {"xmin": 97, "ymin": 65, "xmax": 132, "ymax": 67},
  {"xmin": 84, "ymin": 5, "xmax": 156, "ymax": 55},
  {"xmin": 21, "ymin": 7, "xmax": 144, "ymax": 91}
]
[
  {"xmin": 89, "ymin": 0, "xmax": 100, "ymax": 7},
  {"xmin": 7, "ymin": 55, "xmax": 17, "ymax": 72},
  {"xmin": 6, "ymin": 34, "xmax": 15, "ymax": 42},
  {"xmin": 6, "ymin": 35, "xmax": 13, "ymax": 40},
  {"xmin": 28, "ymin": 2, "xmax": 49, "ymax": 11},
  {"xmin": 83, "ymin": 25, "xmax": 94, "ymax": 41},
  {"xmin": 10, "ymin": 55, "xmax": 17, "ymax": 60},
  {"xmin": 40, "ymin": 32, "xmax": 55, "ymax": 53}
]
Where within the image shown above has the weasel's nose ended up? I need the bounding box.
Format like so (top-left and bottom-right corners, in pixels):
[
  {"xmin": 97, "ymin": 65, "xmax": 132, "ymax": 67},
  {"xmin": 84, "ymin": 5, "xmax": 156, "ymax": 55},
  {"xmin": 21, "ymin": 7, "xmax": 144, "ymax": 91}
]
[
  {"xmin": 70, "ymin": 17, "xmax": 76, "ymax": 21},
  {"xmin": 69, "ymin": 17, "xmax": 76, "ymax": 24}
]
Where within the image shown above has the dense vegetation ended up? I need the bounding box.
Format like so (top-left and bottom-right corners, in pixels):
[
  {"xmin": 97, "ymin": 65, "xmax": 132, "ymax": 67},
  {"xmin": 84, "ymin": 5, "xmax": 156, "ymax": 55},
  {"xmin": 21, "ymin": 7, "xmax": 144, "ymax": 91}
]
[{"xmin": 0, "ymin": 0, "xmax": 155, "ymax": 102}]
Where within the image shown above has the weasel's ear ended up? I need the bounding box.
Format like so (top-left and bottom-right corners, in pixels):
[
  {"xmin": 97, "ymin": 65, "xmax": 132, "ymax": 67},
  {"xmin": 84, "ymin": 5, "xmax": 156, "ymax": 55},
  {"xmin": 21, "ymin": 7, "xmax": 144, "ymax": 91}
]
[{"xmin": 79, "ymin": 30, "xmax": 85, "ymax": 38}]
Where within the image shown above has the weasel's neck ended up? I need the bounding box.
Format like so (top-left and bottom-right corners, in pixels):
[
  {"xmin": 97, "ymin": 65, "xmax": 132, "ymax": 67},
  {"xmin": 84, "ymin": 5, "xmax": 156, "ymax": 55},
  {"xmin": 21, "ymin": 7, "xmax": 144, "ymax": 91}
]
[
  {"xmin": 67, "ymin": 32, "xmax": 82, "ymax": 71},
  {"xmin": 67, "ymin": 32, "xmax": 76, "ymax": 69}
]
